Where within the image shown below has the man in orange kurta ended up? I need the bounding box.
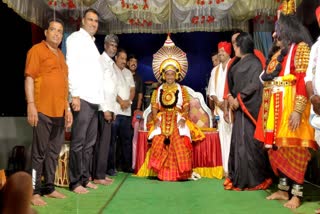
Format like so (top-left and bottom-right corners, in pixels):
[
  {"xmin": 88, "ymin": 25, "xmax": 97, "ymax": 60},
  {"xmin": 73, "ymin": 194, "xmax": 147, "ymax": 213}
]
[{"xmin": 25, "ymin": 18, "xmax": 72, "ymax": 206}]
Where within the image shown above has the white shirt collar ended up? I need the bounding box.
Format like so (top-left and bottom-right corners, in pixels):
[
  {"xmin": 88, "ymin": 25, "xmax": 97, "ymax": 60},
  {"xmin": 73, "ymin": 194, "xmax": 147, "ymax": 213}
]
[{"xmin": 79, "ymin": 28, "xmax": 96, "ymax": 42}]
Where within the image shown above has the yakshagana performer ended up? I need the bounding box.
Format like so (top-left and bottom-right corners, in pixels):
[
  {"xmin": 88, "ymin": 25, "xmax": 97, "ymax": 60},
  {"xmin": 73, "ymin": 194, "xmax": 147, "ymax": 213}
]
[
  {"xmin": 146, "ymin": 35, "xmax": 205, "ymax": 181},
  {"xmin": 254, "ymin": 0, "xmax": 318, "ymax": 209}
]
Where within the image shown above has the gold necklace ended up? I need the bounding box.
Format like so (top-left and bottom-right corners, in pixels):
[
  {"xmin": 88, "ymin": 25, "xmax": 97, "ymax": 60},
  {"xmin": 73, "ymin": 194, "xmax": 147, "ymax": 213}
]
[
  {"xmin": 161, "ymin": 83, "xmax": 178, "ymax": 107},
  {"xmin": 162, "ymin": 83, "xmax": 178, "ymax": 91}
]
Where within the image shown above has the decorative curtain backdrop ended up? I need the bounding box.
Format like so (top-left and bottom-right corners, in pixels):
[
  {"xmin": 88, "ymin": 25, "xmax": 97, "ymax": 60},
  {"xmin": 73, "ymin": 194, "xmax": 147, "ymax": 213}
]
[
  {"xmin": 253, "ymin": 32, "xmax": 273, "ymax": 61},
  {"xmin": 2, "ymin": 0, "xmax": 304, "ymax": 34}
]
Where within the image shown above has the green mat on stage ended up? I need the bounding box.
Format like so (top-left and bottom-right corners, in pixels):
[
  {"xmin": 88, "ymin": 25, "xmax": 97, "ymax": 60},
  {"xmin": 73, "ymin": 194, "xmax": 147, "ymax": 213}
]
[{"xmin": 33, "ymin": 173, "xmax": 320, "ymax": 214}]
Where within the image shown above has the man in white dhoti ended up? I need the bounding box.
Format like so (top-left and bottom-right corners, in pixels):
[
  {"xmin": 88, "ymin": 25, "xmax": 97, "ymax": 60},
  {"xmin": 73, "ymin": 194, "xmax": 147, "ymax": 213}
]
[
  {"xmin": 207, "ymin": 52, "xmax": 220, "ymax": 117},
  {"xmin": 305, "ymin": 7, "xmax": 320, "ymax": 213},
  {"xmin": 208, "ymin": 42, "xmax": 233, "ymax": 176},
  {"xmin": 305, "ymin": 6, "xmax": 320, "ymax": 145}
]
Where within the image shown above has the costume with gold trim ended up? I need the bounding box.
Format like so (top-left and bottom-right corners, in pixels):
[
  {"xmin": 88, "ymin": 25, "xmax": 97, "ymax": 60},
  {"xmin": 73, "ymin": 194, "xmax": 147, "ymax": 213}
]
[
  {"xmin": 281, "ymin": 0, "xmax": 295, "ymax": 15},
  {"xmin": 142, "ymin": 35, "xmax": 204, "ymax": 181},
  {"xmin": 254, "ymin": 0, "xmax": 318, "ymax": 198},
  {"xmin": 255, "ymin": 42, "xmax": 317, "ymax": 150}
]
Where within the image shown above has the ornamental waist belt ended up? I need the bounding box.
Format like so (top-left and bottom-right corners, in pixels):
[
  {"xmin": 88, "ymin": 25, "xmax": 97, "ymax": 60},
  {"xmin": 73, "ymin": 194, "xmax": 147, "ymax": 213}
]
[{"xmin": 263, "ymin": 79, "xmax": 296, "ymax": 87}]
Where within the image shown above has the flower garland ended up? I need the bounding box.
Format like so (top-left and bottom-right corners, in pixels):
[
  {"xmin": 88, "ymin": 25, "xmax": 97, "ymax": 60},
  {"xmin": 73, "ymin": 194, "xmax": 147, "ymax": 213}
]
[
  {"xmin": 120, "ymin": 0, "xmax": 152, "ymax": 27},
  {"xmin": 196, "ymin": 0, "xmax": 224, "ymax": 5},
  {"xmin": 253, "ymin": 15, "xmax": 278, "ymax": 25},
  {"xmin": 48, "ymin": 0, "xmax": 76, "ymax": 9},
  {"xmin": 191, "ymin": 15, "xmax": 215, "ymax": 24},
  {"xmin": 261, "ymin": 47, "xmax": 288, "ymax": 81},
  {"xmin": 121, "ymin": 0, "xmax": 149, "ymax": 10}
]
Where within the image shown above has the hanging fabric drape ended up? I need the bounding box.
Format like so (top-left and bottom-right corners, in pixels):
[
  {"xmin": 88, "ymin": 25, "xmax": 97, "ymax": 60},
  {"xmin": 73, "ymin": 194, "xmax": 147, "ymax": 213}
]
[{"xmin": 2, "ymin": 0, "xmax": 303, "ymax": 34}]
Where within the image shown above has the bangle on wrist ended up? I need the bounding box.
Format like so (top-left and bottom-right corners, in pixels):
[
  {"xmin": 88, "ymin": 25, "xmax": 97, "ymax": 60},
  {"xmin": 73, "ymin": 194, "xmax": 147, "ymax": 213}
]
[
  {"xmin": 27, "ymin": 101, "xmax": 34, "ymax": 104},
  {"xmin": 310, "ymin": 94, "xmax": 316, "ymax": 102}
]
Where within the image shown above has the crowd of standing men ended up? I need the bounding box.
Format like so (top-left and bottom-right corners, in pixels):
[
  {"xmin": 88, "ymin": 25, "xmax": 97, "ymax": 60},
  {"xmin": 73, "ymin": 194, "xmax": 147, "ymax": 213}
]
[
  {"xmin": 23, "ymin": 8, "xmax": 143, "ymax": 206},
  {"xmin": 5, "ymin": 0, "xmax": 320, "ymax": 213}
]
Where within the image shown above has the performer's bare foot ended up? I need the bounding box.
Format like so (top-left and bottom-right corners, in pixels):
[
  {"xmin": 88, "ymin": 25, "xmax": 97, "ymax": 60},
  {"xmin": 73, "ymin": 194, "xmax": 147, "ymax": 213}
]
[
  {"xmin": 31, "ymin": 194, "xmax": 47, "ymax": 206},
  {"xmin": 315, "ymin": 208, "xmax": 320, "ymax": 213},
  {"xmin": 284, "ymin": 196, "xmax": 301, "ymax": 209},
  {"xmin": 72, "ymin": 185, "xmax": 89, "ymax": 194},
  {"xmin": 105, "ymin": 176, "xmax": 114, "ymax": 183},
  {"xmin": 44, "ymin": 190, "xmax": 66, "ymax": 199},
  {"xmin": 93, "ymin": 179, "xmax": 112, "ymax": 185},
  {"xmin": 266, "ymin": 190, "xmax": 289, "ymax": 200},
  {"xmin": 86, "ymin": 182, "xmax": 98, "ymax": 189}
]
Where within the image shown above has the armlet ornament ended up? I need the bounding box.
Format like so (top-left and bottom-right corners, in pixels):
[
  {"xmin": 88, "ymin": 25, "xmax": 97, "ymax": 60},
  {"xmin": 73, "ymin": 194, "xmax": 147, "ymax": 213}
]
[
  {"xmin": 294, "ymin": 95, "xmax": 307, "ymax": 114},
  {"xmin": 294, "ymin": 42, "xmax": 310, "ymax": 73}
]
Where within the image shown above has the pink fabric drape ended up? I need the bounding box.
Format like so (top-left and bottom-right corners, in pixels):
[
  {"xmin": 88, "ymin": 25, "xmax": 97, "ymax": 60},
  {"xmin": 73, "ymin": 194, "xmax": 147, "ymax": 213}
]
[
  {"xmin": 135, "ymin": 131, "xmax": 150, "ymax": 174},
  {"xmin": 192, "ymin": 131, "xmax": 222, "ymax": 168}
]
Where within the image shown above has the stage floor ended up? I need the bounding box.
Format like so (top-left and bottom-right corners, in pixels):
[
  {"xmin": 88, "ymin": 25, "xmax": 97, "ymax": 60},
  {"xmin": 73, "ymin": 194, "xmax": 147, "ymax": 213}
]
[{"xmin": 33, "ymin": 172, "xmax": 320, "ymax": 214}]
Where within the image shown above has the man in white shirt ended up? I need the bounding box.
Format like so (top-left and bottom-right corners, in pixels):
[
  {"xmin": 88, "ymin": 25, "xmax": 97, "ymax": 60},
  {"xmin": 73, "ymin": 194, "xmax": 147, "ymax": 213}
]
[
  {"xmin": 206, "ymin": 52, "xmax": 220, "ymax": 117},
  {"xmin": 305, "ymin": 6, "xmax": 320, "ymax": 156},
  {"xmin": 305, "ymin": 8, "xmax": 320, "ymax": 212},
  {"xmin": 208, "ymin": 41, "xmax": 233, "ymax": 176},
  {"xmin": 92, "ymin": 34, "xmax": 119, "ymax": 185},
  {"xmin": 66, "ymin": 8, "xmax": 104, "ymax": 194},
  {"xmin": 108, "ymin": 49, "xmax": 135, "ymax": 175}
]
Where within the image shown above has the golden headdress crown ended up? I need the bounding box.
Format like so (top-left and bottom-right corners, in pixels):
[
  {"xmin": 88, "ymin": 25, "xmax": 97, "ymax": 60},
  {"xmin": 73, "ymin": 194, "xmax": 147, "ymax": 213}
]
[
  {"xmin": 281, "ymin": 0, "xmax": 296, "ymax": 15},
  {"xmin": 152, "ymin": 34, "xmax": 188, "ymax": 83}
]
